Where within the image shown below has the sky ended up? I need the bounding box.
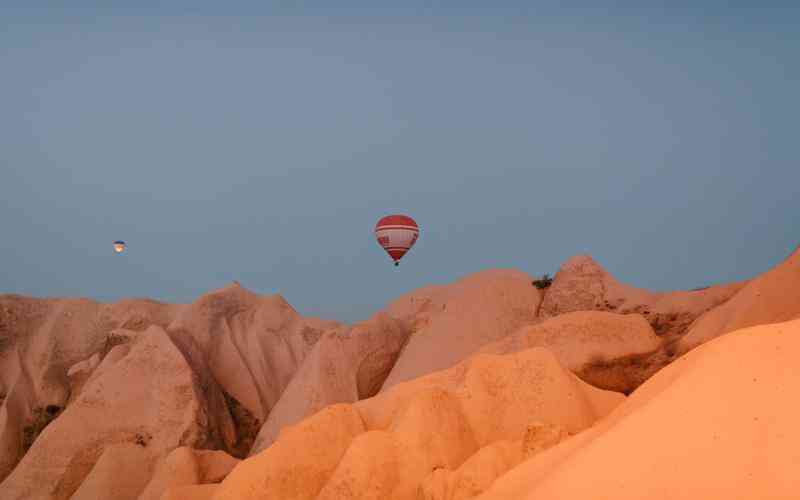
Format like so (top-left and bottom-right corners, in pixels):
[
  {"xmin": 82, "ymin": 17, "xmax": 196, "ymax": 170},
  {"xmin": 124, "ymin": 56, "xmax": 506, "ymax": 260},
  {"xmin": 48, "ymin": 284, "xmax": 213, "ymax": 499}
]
[{"xmin": 1, "ymin": 2, "xmax": 798, "ymax": 323}]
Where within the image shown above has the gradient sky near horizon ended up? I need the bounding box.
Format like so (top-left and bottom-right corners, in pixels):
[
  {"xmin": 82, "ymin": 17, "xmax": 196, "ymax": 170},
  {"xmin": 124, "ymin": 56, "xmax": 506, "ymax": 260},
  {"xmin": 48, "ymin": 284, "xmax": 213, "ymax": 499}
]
[{"xmin": 2, "ymin": 2, "xmax": 798, "ymax": 322}]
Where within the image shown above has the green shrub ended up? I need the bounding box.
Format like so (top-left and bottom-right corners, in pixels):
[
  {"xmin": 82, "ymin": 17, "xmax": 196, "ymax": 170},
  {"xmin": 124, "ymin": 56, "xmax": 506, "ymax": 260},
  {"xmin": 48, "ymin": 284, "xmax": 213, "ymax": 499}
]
[{"xmin": 533, "ymin": 274, "xmax": 553, "ymax": 289}]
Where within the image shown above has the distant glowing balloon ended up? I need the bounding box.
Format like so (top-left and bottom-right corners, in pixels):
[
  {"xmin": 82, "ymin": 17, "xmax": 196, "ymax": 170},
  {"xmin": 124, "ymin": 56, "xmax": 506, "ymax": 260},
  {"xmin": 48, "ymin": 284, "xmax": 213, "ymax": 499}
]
[
  {"xmin": 113, "ymin": 241, "xmax": 126, "ymax": 254},
  {"xmin": 374, "ymin": 215, "xmax": 419, "ymax": 266}
]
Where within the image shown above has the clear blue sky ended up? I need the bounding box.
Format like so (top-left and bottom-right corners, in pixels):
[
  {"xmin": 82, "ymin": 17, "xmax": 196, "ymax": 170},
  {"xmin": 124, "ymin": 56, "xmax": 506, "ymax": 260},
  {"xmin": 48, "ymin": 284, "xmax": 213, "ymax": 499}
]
[{"xmin": 2, "ymin": 2, "xmax": 798, "ymax": 322}]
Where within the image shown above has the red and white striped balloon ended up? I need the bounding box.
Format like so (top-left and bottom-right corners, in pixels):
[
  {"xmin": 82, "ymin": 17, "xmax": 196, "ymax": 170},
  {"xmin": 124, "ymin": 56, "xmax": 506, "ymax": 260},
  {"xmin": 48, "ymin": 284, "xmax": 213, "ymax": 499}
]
[{"xmin": 374, "ymin": 214, "xmax": 419, "ymax": 266}]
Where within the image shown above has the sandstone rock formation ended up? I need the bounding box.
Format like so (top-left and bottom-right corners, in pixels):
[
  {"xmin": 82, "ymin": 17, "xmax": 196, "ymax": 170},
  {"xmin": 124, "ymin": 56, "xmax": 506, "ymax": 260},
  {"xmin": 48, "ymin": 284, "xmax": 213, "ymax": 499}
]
[
  {"xmin": 250, "ymin": 312, "xmax": 410, "ymax": 454},
  {"xmin": 160, "ymin": 484, "xmax": 220, "ymax": 500},
  {"xmin": 419, "ymin": 440, "xmax": 524, "ymax": 500},
  {"xmin": 417, "ymin": 420, "xmax": 568, "ymax": 500},
  {"xmin": 677, "ymin": 246, "xmax": 800, "ymax": 353},
  {"xmin": 0, "ymin": 295, "xmax": 179, "ymax": 481},
  {"xmin": 214, "ymin": 404, "xmax": 366, "ymax": 500},
  {"xmin": 475, "ymin": 318, "xmax": 800, "ymax": 500},
  {"xmin": 166, "ymin": 284, "xmax": 340, "ymax": 423},
  {"xmin": 0, "ymin": 326, "xmax": 219, "ymax": 500},
  {"xmin": 138, "ymin": 447, "xmax": 239, "ymax": 500},
  {"xmin": 379, "ymin": 269, "xmax": 543, "ymax": 391},
  {"xmin": 1, "ymin": 250, "xmax": 790, "ymax": 500},
  {"xmin": 70, "ymin": 444, "xmax": 154, "ymax": 500},
  {"xmin": 539, "ymin": 255, "xmax": 744, "ymax": 339},
  {"xmin": 0, "ymin": 283, "xmax": 338, "ymax": 498},
  {"xmin": 479, "ymin": 310, "xmax": 660, "ymax": 392},
  {"xmin": 481, "ymin": 310, "xmax": 660, "ymax": 365},
  {"xmin": 163, "ymin": 283, "xmax": 341, "ymax": 456},
  {"xmin": 213, "ymin": 346, "xmax": 623, "ymax": 499}
]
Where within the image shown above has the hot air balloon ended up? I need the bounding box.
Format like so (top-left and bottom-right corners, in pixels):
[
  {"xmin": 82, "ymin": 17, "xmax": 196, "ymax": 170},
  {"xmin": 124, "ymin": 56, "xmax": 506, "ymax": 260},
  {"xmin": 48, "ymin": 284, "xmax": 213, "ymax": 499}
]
[
  {"xmin": 113, "ymin": 241, "xmax": 126, "ymax": 254},
  {"xmin": 374, "ymin": 214, "xmax": 419, "ymax": 266}
]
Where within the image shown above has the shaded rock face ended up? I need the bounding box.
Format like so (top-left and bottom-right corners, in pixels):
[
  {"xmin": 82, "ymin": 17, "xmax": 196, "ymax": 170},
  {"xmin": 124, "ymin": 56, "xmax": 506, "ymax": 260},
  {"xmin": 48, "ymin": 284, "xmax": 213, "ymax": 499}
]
[
  {"xmin": 539, "ymin": 255, "xmax": 745, "ymax": 342},
  {"xmin": 222, "ymin": 392, "xmax": 261, "ymax": 459}
]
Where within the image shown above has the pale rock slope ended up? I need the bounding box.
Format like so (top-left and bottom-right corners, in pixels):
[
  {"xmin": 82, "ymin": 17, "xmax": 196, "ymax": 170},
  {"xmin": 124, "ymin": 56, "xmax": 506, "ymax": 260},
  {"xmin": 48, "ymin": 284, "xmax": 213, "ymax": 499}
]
[
  {"xmin": 69, "ymin": 444, "xmax": 155, "ymax": 500},
  {"xmin": 0, "ymin": 326, "xmax": 218, "ymax": 500},
  {"xmin": 0, "ymin": 280, "xmax": 377, "ymax": 499},
  {"xmin": 0, "ymin": 295, "xmax": 180, "ymax": 481},
  {"xmin": 211, "ymin": 346, "xmax": 623, "ymax": 500},
  {"xmin": 0, "ymin": 283, "xmax": 340, "ymax": 497},
  {"xmin": 678, "ymin": 246, "xmax": 800, "ymax": 353},
  {"xmin": 379, "ymin": 270, "xmax": 543, "ymax": 391},
  {"xmin": 476, "ymin": 318, "xmax": 800, "ymax": 500},
  {"xmin": 250, "ymin": 312, "xmax": 410, "ymax": 454}
]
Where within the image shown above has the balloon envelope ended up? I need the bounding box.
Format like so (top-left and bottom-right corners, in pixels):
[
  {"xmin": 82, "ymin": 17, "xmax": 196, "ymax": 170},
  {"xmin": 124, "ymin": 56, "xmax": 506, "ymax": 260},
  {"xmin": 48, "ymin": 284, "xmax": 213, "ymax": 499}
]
[
  {"xmin": 113, "ymin": 241, "xmax": 126, "ymax": 253},
  {"xmin": 374, "ymin": 215, "xmax": 419, "ymax": 265}
]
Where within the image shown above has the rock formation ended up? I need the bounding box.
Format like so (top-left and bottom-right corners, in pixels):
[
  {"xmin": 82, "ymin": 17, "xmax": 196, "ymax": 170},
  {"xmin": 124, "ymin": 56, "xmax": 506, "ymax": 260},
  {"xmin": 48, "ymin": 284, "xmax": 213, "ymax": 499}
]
[
  {"xmin": 476, "ymin": 318, "xmax": 800, "ymax": 500},
  {"xmin": 213, "ymin": 347, "xmax": 623, "ymax": 499},
  {"xmin": 251, "ymin": 312, "xmax": 410, "ymax": 454},
  {"xmin": 479, "ymin": 310, "xmax": 660, "ymax": 392},
  {"xmin": 380, "ymin": 269, "xmax": 543, "ymax": 391},
  {"xmin": 2, "ymin": 249, "xmax": 793, "ymax": 500},
  {"xmin": 0, "ymin": 295, "xmax": 180, "ymax": 482},
  {"xmin": 138, "ymin": 447, "xmax": 240, "ymax": 500},
  {"xmin": 0, "ymin": 326, "xmax": 217, "ymax": 499},
  {"xmin": 677, "ymin": 246, "xmax": 800, "ymax": 353},
  {"xmin": 539, "ymin": 255, "xmax": 744, "ymax": 340},
  {"xmin": 0, "ymin": 283, "xmax": 338, "ymax": 496}
]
